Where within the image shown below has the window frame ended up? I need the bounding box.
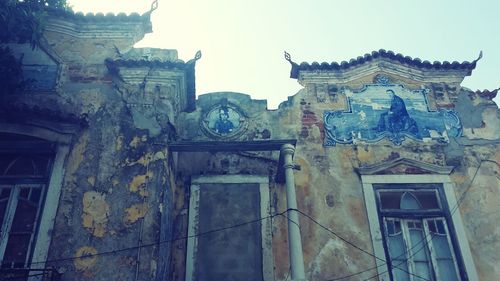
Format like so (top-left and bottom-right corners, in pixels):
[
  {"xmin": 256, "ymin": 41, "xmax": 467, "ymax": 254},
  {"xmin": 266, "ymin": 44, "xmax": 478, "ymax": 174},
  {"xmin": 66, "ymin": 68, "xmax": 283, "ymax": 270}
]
[
  {"xmin": 0, "ymin": 142, "xmax": 55, "ymax": 269},
  {"xmin": 375, "ymin": 186, "xmax": 462, "ymax": 281},
  {"xmin": 0, "ymin": 183, "xmax": 47, "ymax": 268},
  {"xmin": 361, "ymin": 174, "xmax": 479, "ymax": 281},
  {"xmin": 0, "ymin": 125, "xmax": 74, "ymax": 272},
  {"xmin": 185, "ymin": 175, "xmax": 273, "ymax": 281}
]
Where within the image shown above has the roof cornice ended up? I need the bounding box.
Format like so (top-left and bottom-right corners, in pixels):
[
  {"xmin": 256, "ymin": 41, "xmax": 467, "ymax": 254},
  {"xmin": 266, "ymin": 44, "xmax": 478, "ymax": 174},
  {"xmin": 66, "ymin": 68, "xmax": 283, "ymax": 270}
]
[{"xmin": 286, "ymin": 50, "xmax": 482, "ymax": 82}]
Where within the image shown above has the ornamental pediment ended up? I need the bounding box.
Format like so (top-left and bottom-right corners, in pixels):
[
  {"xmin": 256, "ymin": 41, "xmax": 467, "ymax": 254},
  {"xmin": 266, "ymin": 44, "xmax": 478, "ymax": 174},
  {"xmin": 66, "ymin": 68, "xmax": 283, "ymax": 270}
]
[
  {"xmin": 286, "ymin": 49, "xmax": 481, "ymax": 85},
  {"xmin": 356, "ymin": 158, "xmax": 454, "ymax": 175}
]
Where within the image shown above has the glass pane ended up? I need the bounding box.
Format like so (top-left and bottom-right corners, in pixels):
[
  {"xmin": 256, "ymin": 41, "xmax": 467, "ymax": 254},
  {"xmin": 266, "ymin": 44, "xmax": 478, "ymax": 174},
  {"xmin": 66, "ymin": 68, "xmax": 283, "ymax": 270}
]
[
  {"xmin": 408, "ymin": 223, "xmax": 433, "ymax": 281},
  {"xmin": 409, "ymin": 229, "xmax": 429, "ymax": 262},
  {"xmin": 414, "ymin": 191, "xmax": 440, "ymax": 209},
  {"xmin": 0, "ymin": 187, "xmax": 12, "ymax": 227},
  {"xmin": 0, "ymin": 187, "xmax": 11, "ymax": 199},
  {"xmin": 401, "ymin": 192, "xmax": 421, "ymax": 209},
  {"xmin": 393, "ymin": 267, "xmax": 410, "ymax": 281},
  {"xmin": 437, "ymin": 260, "xmax": 460, "ymax": 281},
  {"xmin": 426, "ymin": 218, "xmax": 461, "ymax": 281},
  {"xmin": 10, "ymin": 200, "xmax": 38, "ymax": 232},
  {"xmin": 388, "ymin": 234, "xmax": 406, "ymax": 258},
  {"xmin": 387, "ymin": 227, "xmax": 410, "ymax": 280},
  {"xmin": 0, "ymin": 200, "xmax": 8, "ymax": 228},
  {"xmin": 1, "ymin": 153, "xmax": 51, "ymax": 177},
  {"xmin": 436, "ymin": 220, "xmax": 446, "ymax": 234},
  {"xmin": 29, "ymin": 188, "xmax": 41, "ymax": 203},
  {"xmin": 19, "ymin": 188, "xmax": 30, "ymax": 199},
  {"xmin": 2, "ymin": 234, "xmax": 31, "ymax": 266},
  {"xmin": 387, "ymin": 220, "xmax": 395, "ymax": 234},
  {"xmin": 428, "ymin": 220, "xmax": 437, "ymax": 233},
  {"xmin": 432, "ymin": 235, "xmax": 453, "ymax": 258},
  {"xmin": 4, "ymin": 156, "xmax": 36, "ymax": 176},
  {"xmin": 0, "ymin": 155, "xmax": 17, "ymax": 175},
  {"xmin": 394, "ymin": 220, "xmax": 401, "ymax": 233},
  {"xmin": 32, "ymin": 155, "xmax": 51, "ymax": 176},
  {"xmin": 379, "ymin": 192, "xmax": 403, "ymax": 209},
  {"xmin": 414, "ymin": 262, "xmax": 432, "ymax": 281}
]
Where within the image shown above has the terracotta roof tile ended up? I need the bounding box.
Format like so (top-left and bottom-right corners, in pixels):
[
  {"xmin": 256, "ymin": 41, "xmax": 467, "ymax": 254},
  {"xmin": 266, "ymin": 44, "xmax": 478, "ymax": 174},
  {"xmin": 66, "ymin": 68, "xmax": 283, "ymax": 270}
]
[
  {"xmin": 48, "ymin": 8, "xmax": 150, "ymax": 22},
  {"xmin": 287, "ymin": 49, "xmax": 482, "ymax": 78}
]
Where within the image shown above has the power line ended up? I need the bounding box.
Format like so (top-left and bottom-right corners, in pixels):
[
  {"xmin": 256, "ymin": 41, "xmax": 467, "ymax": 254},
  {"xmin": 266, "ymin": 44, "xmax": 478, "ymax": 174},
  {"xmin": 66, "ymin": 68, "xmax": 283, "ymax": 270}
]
[
  {"xmin": 15, "ymin": 159, "xmax": 498, "ymax": 279},
  {"xmin": 284, "ymin": 267, "xmax": 290, "ymax": 281},
  {"xmin": 451, "ymin": 159, "xmax": 499, "ymax": 215},
  {"xmin": 28, "ymin": 210, "xmax": 289, "ymax": 266},
  {"xmin": 327, "ymin": 159, "xmax": 500, "ymax": 281},
  {"xmin": 294, "ymin": 208, "xmax": 429, "ymax": 281},
  {"xmin": 326, "ymin": 263, "xmax": 384, "ymax": 281}
]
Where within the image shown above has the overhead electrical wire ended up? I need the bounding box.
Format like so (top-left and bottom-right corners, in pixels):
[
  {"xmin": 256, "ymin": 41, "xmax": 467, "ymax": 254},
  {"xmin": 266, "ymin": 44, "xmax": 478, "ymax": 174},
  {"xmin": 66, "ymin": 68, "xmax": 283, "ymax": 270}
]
[
  {"xmin": 7, "ymin": 159, "xmax": 497, "ymax": 280},
  {"xmin": 293, "ymin": 208, "xmax": 429, "ymax": 281},
  {"xmin": 26, "ymin": 210, "xmax": 288, "ymax": 267},
  {"xmin": 324, "ymin": 159, "xmax": 499, "ymax": 281}
]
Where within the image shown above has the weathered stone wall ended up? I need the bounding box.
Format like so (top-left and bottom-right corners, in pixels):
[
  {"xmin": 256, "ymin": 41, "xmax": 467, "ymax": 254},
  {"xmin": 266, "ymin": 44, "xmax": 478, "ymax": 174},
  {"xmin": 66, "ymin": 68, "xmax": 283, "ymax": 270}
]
[
  {"xmin": 2, "ymin": 11, "xmax": 498, "ymax": 281},
  {"xmin": 172, "ymin": 66, "xmax": 499, "ymax": 281},
  {"xmin": 1, "ymin": 12, "xmax": 183, "ymax": 281}
]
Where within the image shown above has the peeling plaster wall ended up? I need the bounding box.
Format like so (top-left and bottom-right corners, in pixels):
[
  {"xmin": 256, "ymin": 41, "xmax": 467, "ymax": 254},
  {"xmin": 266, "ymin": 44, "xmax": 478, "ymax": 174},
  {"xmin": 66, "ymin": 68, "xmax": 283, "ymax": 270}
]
[
  {"xmin": 1, "ymin": 15, "xmax": 181, "ymax": 281},
  {"xmin": 3, "ymin": 14, "xmax": 498, "ymax": 281},
  {"xmin": 42, "ymin": 82, "xmax": 176, "ymax": 280},
  {"xmin": 173, "ymin": 68, "xmax": 499, "ymax": 281}
]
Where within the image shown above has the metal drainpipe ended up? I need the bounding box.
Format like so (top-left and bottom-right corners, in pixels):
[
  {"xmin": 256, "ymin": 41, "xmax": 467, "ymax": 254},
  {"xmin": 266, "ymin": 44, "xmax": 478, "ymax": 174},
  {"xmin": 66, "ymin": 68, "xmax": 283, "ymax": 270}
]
[{"xmin": 280, "ymin": 144, "xmax": 308, "ymax": 281}]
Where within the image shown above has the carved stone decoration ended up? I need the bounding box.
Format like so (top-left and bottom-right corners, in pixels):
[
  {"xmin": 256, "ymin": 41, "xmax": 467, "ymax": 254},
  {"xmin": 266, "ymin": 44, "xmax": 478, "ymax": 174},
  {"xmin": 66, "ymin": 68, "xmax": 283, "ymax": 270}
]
[
  {"xmin": 201, "ymin": 104, "xmax": 247, "ymax": 139},
  {"xmin": 323, "ymin": 84, "xmax": 462, "ymax": 146},
  {"xmin": 374, "ymin": 74, "xmax": 391, "ymax": 85}
]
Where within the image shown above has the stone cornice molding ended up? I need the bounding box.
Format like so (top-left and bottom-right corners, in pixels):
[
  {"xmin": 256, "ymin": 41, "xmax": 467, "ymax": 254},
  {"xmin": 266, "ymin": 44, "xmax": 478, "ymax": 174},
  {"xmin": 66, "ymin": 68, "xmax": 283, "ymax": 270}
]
[
  {"xmin": 44, "ymin": 18, "xmax": 151, "ymax": 40},
  {"xmin": 107, "ymin": 53, "xmax": 199, "ymax": 112},
  {"xmin": 297, "ymin": 59, "xmax": 472, "ymax": 86},
  {"xmin": 288, "ymin": 50, "xmax": 481, "ymax": 86}
]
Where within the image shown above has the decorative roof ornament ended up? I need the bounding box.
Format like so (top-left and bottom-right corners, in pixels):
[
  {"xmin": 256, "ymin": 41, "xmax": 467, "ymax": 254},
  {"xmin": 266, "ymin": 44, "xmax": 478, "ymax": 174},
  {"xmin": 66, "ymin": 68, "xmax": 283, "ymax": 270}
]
[
  {"xmin": 475, "ymin": 86, "xmax": 499, "ymax": 100},
  {"xmin": 284, "ymin": 51, "xmax": 300, "ymax": 79},
  {"xmin": 471, "ymin": 50, "xmax": 483, "ymax": 68},
  {"xmin": 474, "ymin": 50, "xmax": 483, "ymax": 63},
  {"xmin": 284, "ymin": 51, "xmax": 293, "ymax": 63},
  {"xmin": 187, "ymin": 50, "xmax": 202, "ymax": 65},
  {"xmin": 150, "ymin": 0, "xmax": 159, "ymax": 13}
]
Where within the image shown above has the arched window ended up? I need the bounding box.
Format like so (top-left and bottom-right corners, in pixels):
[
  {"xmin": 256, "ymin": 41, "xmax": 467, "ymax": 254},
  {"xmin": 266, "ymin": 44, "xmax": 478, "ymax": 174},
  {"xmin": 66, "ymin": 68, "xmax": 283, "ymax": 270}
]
[
  {"xmin": 0, "ymin": 133, "xmax": 54, "ymax": 270},
  {"xmin": 376, "ymin": 185, "xmax": 462, "ymax": 281}
]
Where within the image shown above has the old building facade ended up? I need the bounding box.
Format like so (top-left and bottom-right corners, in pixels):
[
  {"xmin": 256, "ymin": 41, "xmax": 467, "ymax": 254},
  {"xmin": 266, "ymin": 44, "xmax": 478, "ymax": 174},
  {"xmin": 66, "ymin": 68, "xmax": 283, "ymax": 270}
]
[{"xmin": 0, "ymin": 8, "xmax": 499, "ymax": 281}]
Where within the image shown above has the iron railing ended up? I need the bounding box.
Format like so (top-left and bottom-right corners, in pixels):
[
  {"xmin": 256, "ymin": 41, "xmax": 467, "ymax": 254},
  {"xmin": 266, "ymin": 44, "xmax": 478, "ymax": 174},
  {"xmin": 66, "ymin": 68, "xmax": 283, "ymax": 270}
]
[{"xmin": 0, "ymin": 268, "xmax": 61, "ymax": 281}]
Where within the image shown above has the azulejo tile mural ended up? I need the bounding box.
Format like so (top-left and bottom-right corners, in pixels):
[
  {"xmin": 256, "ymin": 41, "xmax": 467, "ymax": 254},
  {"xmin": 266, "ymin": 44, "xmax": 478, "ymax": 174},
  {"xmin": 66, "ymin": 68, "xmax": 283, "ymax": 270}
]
[
  {"xmin": 201, "ymin": 104, "xmax": 246, "ymax": 139},
  {"xmin": 324, "ymin": 80, "xmax": 462, "ymax": 146}
]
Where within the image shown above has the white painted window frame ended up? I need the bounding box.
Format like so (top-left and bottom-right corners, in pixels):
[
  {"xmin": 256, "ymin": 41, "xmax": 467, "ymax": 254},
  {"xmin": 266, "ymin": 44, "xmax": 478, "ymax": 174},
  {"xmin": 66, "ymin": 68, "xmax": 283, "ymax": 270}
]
[
  {"xmin": 185, "ymin": 175, "xmax": 273, "ymax": 281},
  {"xmin": 383, "ymin": 216, "xmax": 461, "ymax": 281},
  {"xmin": 0, "ymin": 123, "xmax": 73, "ymax": 274},
  {"xmin": 361, "ymin": 174, "xmax": 479, "ymax": 281},
  {"xmin": 0, "ymin": 184, "xmax": 46, "ymax": 267}
]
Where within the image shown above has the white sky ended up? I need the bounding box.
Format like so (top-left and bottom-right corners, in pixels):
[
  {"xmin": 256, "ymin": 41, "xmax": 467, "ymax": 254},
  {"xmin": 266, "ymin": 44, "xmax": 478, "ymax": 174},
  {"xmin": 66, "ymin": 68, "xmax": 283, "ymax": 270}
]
[{"xmin": 68, "ymin": 0, "xmax": 500, "ymax": 108}]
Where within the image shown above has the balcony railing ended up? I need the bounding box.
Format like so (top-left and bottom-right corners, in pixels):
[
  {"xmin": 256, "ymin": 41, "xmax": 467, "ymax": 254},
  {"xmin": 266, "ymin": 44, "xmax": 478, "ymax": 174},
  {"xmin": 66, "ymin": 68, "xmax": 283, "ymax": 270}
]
[{"xmin": 0, "ymin": 268, "xmax": 61, "ymax": 281}]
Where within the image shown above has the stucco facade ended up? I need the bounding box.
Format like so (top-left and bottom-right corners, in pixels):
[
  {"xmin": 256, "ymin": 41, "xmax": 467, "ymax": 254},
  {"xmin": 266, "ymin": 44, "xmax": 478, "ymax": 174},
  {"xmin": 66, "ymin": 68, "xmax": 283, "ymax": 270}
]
[{"xmin": 0, "ymin": 9, "xmax": 498, "ymax": 281}]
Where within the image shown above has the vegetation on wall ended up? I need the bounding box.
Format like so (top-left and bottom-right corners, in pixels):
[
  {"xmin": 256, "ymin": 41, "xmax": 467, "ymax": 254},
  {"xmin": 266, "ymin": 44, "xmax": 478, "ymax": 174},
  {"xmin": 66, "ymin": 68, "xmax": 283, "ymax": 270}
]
[
  {"xmin": 0, "ymin": 0, "xmax": 68, "ymax": 46},
  {"xmin": 0, "ymin": 47, "xmax": 27, "ymax": 95},
  {"xmin": 0, "ymin": 0, "xmax": 67, "ymax": 95}
]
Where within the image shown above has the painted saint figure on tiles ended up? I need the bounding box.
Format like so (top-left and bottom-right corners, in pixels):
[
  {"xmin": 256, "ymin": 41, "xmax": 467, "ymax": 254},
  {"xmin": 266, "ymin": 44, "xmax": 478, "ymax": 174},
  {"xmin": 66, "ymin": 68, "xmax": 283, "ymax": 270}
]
[
  {"xmin": 377, "ymin": 89, "xmax": 418, "ymax": 135},
  {"xmin": 214, "ymin": 107, "xmax": 234, "ymax": 134}
]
